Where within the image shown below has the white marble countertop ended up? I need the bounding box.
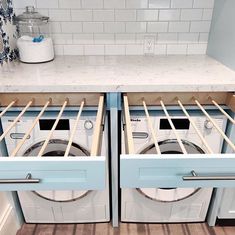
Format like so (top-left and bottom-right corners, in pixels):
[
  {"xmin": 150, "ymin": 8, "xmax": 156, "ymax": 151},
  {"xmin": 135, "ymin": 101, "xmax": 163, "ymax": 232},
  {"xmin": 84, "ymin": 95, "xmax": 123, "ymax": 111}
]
[{"xmin": 1, "ymin": 55, "xmax": 235, "ymax": 92}]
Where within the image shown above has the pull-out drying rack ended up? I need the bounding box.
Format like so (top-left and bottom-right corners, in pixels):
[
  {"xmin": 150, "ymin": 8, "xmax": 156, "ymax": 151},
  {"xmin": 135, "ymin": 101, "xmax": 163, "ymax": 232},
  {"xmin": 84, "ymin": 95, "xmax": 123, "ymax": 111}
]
[
  {"xmin": 121, "ymin": 92, "xmax": 235, "ymax": 189},
  {"xmin": 0, "ymin": 93, "xmax": 106, "ymax": 191}
]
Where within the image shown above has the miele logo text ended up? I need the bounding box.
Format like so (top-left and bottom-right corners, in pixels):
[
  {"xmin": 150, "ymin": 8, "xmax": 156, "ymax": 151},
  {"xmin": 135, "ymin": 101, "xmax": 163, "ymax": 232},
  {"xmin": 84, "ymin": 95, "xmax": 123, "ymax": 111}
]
[
  {"xmin": 131, "ymin": 118, "xmax": 141, "ymax": 122},
  {"xmin": 8, "ymin": 120, "xmax": 20, "ymax": 123}
]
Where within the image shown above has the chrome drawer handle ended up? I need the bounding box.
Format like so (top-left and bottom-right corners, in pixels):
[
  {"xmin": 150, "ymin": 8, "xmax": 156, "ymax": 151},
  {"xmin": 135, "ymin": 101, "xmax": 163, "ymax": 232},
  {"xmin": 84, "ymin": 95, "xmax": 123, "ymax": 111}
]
[
  {"xmin": 0, "ymin": 173, "xmax": 40, "ymax": 184},
  {"xmin": 182, "ymin": 170, "xmax": 235, "ymax": 181}
]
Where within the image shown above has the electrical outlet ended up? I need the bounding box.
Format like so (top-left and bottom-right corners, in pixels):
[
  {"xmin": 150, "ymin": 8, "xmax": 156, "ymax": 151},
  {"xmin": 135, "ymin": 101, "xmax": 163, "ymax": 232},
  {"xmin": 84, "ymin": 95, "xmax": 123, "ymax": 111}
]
[{"xmin": 144, "ymin": 35, "xmax": 155, "ymax": 55}]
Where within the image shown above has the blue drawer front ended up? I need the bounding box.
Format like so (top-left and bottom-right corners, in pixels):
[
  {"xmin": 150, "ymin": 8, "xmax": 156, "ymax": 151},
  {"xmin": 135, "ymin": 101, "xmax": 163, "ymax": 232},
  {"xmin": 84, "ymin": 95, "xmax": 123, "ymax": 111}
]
[
  {"xmin": 0, "ymin": 157, "xmax": 106, "ymax": 191},
  {"xmin": 120, "ymin": 154, "xmax": 235, "ymax": 188}
]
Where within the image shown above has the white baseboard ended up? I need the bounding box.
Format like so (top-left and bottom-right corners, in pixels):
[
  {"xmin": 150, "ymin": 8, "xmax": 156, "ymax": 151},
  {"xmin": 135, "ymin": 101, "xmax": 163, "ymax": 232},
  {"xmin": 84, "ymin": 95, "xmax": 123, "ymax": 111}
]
[{"xmin": 0, "ymin": 205, "xmax": 20, "ymax": 235}]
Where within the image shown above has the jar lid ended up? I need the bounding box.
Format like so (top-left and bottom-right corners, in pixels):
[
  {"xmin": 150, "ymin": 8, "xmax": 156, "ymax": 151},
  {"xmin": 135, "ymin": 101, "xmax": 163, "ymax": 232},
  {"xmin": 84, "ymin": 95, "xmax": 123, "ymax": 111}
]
[{"xmin": 15, "ymin": 6, "xmax": 49, "ymax": 25}]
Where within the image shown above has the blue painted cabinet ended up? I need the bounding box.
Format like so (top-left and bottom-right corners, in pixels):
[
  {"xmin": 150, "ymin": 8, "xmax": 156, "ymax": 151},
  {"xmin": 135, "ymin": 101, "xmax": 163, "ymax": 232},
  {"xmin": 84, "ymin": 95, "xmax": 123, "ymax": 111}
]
[
  {"xmin": 120, "ymin": 154, "xmax": 235, "ymax": 188},
  {"xmin": 0, "ymin": 157, "xmax": 106, "ymax": 191}
]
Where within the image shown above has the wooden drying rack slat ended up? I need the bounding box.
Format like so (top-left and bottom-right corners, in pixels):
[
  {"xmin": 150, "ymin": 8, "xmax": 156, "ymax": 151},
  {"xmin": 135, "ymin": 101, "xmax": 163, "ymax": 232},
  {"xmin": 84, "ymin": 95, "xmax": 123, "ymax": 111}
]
[
  {"xmin": 160, "ymin": 100, "xmax": 188, "ymax": 154},
  {"xmin": 0, "ymin": 100, "xmax": 17, "ymax": 118},
  {"xmin": 38, "ymin": 99, "xmax": 69, "ymax": 157},
  {"xmin": 0, "ymin": 100, "xmax": 34, "ymax": 143},
  {"xmin": 142, "ymin": 99, "xmax": 161, "ymax": 155},
  {"xmin": 91, "ymin": 95, "xmax": 105, "ymax": 156},
  {"xmin": 11, "ymin": 99, "xmax": 52, "ymax": 157},
  {"xmin": 195, "ymin": 99, "xmax": 235, "ymax": 152},
  {"xmin": 177, "ymin": 99, "xmax": 213, "ymax": 154},
  {"xmin": 123, "ymin": 94, "xmax": 135, "ymax": 154},
  {"xmin": 64, "ymin": 99, "xmax": 85, "ymax": 157},
  {"xmin": 210, "ymin": 97, "xmax": 235, "ymax": 125}
]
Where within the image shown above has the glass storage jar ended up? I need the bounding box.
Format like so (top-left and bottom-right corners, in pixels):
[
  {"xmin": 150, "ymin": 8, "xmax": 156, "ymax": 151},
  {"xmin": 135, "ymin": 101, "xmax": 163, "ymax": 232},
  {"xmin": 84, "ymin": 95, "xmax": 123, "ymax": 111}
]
[{"xmin": 15, "ymin": 6, "xmax": 54, "ymax": 63}]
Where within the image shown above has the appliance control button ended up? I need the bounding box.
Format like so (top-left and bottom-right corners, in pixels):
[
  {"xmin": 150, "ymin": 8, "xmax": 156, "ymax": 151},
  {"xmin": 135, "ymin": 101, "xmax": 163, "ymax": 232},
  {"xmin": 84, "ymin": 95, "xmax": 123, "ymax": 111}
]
[
  {"xmin": 204, "ymin": 120, "xmax": 213, "ymax": 129},
  {"xmin": 84, "ymin": 120, "xmax": 93, "ymax": 130}
]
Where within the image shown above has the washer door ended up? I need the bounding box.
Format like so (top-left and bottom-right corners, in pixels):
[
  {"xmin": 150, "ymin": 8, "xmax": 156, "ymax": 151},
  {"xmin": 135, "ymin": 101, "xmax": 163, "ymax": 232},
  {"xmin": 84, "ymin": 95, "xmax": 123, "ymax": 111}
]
[
  {"xmin": 137, "ymin": 139, "xmax": 204, "ymax": 202},
  {"xmin": 23, "ymin": 139, "xmax": 90, "ymax": 202}
]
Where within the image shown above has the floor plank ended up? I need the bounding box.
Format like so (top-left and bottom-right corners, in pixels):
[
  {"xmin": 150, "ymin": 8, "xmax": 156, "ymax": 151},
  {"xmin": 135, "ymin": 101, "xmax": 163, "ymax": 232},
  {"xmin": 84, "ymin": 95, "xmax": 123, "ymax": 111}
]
[
  {"xmin": 17, "ymin": 224, "xmax": 36, "ymax": 235},
  {"xmin": 34, "ymin": 224, "xmax": 55, "ymax": 235},
  {"xmin": 54, "ymin": 224, "xmax": 75, "ymax": 235},
  {"xmin": 17, "ymin": 222, "xmax": 235, "ymax": 235}
]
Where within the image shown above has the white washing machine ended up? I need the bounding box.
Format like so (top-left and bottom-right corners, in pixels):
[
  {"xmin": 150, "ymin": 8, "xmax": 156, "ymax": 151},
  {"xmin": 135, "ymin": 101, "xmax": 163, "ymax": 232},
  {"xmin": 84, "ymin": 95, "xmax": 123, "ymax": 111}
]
[
  {"xmin": 121, "ymin": 112, "xmax": 227, "ymax": 223},
  {"xmin": 1, "ymin": 111, "xmax": 110, "ymax": 223}
]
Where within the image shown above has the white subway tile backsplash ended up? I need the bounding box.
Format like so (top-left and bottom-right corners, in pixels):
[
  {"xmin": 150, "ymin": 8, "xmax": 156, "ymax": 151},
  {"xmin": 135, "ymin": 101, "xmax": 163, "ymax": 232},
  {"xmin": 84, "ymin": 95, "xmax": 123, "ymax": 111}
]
[
  {"xmin": 159, "ymin": 10, "xmax": 180, "ymax": 21},
  {"xmin": 73, "ymin": 34, "xmax": 94, "ymax": 44},
  {"xmin": 84, "ymin": 45, "xmax": 105, "ymax": 55},
  {"xmin": 136, "ymin": 33, "xmax": 156, "ymax": 43},
  {"xmin": 64, "ymin": 45, "xmax": 84, "ymax": 55},
  {"xmin": 94, "ymin": 34, "xmax": 115, "ymax": 44},
  {"xmin": 59, "ymin": 0, "xmax": 81, "ymax": 9},
  {"xmin": 61, "ymin": 22, "xmax": 82, "ymax": 33},
  {"xmin": 147, "ymin": 22, "xmax": 168, "ymax": 32},
  {"xmin": 105, "ymin": 45, "xmax": 125, "ymax": 55},
  {"xmin": 14, "ymin": 0, "xmax": 214, "ymax": 55},
  {"xmin": 202, "ymin": 9, "xmax": 213, "ymax": 20},
  {"xmin": 13, "ymin": 0, "xmax": 36, "ymax": 9},
  {"xmin": 178, "ymin": 33, "xmax": 199, "ymax": 43},
  {"xmin": 93, "ymin": 10, "xmax": 114, "ymax": 21},
  {"xmin": 126, "ymin": 0, "xmax": 148, "ymax": 9},
  {"xmin": 81, "ymin": 0, "xmax": 103, "ymax": 9},
  {"xmin": 157, "ymin": 33, "xmax": 177, "ymax": 44},
  {"xmin": 126, "ymin": 22, "xmax": 146, "ymax": 33},
  {"xmin": 71, "ymin": 10, "xmax": 92, "ymax": 21},
  {"xmin": 154, "ymin": 44, "xmax": 167, "ymax": 55},
  {"xmin": 181, "ymin": 9, "xmax": 203, "ymax": 21},
  {"xmin": 83, "ymin": 22, "xmax": 103, "ymax": 33},
  {"xmin": 49, "ymin": 9, "xmax": 71, "ymax": 22},
  {"xmin": 187, "ymin": 44, "xmax": 207, "ymax": 54},
  {"xmin": 104, "ymin": 0, "xmax": 125, "ymax": 9},
  {"xmin": 137, "ymin": 10, "xmax": 158, "ymax": 21},
  {"xmin": 104, "ymin": 22, "xmax": 125, "ymax": 33},
  {"xmin": 36, "ymin": 0, "xmax": 59, "ymax": 9},
  {"xmin": 35, "ymin": 9, "xmax": 49, "ymax": 17},
  {"xmin": 52, "ymin": 34, "xmax": 73, "ymax": 44},
  {"xmin": 115, "ymin": 34, "xmax": 136, "ymax": 44},
  {"xmin": 126, "ymin": 45, "xmax": 143, "ymax": 55},
  {"xmin": 171, "ymin": 0, "xmax": 193, "ymax": 8},
  {"xmin": 149, "ymin": 0, "xmax": 171, "ymax": 9},
  {"xmin": 50, "ymin": 22, "xmax": 62, "ymax": 33},
  {"xmin": 115, "ymin": 10, "xmax": 136, "ymax": 22},
  {"xmin": 199, "ymin": 33, "xmax": 209, "ymax": 43},
  {"xmin": 54, "ymin": 45, "xmax": 64, "ymax": 55},
  {"xmin": 169, "ymin": 22, "xmax": 190, "ymax": 32},
  {"xmin": 167, "ymin": 44, "xmax": 187, "ymax": 55},
  {"xmin": 190, "ymin": 21, "xmax": 211, "ymax": 32},
  {"xmin": 193, "ymin": 0, "xmax": 214, "ymax": 9}
]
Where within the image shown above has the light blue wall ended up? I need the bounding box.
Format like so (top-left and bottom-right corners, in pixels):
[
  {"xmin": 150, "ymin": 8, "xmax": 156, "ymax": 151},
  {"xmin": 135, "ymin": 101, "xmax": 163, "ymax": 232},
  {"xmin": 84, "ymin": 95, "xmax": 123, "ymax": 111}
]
[{"xmin": 207, "ymin": 0, "xmax": 235, "ymax": 71}]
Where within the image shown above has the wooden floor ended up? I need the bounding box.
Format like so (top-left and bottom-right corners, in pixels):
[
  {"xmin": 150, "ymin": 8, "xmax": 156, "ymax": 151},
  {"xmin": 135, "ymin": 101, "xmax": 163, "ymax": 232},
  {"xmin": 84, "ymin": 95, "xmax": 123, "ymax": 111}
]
[{"xmin": 16, "ymin": 223, "xmax": 235, "ymax": 235}]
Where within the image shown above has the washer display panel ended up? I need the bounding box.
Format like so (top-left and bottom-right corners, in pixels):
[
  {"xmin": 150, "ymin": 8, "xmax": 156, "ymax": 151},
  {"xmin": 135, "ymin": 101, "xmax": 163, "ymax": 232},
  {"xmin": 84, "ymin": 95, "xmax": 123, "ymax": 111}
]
[
  {"xmin": 137, "ymin": 139, "xmax": 204, "ymax": 202},
  {"xmin": 23, "ymin": 139, "xmax": 90, "ymax": 202}
]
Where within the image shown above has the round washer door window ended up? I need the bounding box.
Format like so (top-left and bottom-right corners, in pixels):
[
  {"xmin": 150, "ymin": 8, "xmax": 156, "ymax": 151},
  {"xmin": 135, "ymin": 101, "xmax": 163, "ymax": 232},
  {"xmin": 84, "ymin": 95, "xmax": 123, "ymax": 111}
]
[
  {"xmin": 137, "ymin": 139, "xmax": 204, "ymax": 202},
  {"xmin": 23, "ymin": 139, "xmax": 90, "ymax": 202}
]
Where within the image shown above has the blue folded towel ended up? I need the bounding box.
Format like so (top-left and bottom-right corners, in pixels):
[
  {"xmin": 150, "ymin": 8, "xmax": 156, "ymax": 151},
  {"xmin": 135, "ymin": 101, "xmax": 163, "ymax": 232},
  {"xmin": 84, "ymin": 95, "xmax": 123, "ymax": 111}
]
[{"xmin": 32, "ymin": 35, "xmax": 44, "ymax": 43}]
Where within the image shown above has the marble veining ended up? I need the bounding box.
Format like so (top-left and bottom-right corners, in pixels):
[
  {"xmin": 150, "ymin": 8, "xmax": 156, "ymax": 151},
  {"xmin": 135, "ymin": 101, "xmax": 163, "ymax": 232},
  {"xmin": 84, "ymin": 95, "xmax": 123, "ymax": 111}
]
[{"xmin": 1, "ymin": 55, "xmax": 235, "ymax": 92}]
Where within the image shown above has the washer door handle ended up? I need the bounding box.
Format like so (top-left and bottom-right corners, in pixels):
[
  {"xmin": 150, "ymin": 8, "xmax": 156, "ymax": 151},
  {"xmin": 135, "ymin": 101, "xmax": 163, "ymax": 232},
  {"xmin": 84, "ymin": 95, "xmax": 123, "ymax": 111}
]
[
  {"xmin": 0, "ymin": 173, "xmax": 40, "ymax": 184},
  {"xmin": 182, "ymin": 170, "xmax": 235, "ymax": 181}
]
